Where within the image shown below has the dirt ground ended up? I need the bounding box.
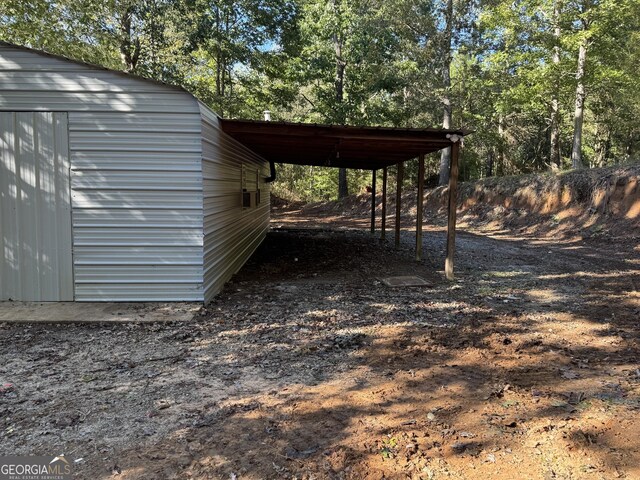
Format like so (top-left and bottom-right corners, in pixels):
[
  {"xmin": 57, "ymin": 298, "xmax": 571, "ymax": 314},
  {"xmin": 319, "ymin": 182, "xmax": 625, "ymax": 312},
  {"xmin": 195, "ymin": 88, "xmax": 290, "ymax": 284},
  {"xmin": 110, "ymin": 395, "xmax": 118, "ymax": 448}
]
[{"xmin": 1, "ymin": 207, "xmax": 638, "ymax": 480}]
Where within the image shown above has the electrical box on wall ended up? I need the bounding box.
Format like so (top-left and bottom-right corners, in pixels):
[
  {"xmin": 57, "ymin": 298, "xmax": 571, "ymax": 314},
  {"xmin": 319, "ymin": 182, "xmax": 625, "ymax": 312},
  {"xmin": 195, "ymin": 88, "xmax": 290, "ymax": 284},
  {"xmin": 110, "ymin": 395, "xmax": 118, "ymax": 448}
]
[{"xmin": 240, "ymin": 164, "xmax": 261, "ymax": 209}]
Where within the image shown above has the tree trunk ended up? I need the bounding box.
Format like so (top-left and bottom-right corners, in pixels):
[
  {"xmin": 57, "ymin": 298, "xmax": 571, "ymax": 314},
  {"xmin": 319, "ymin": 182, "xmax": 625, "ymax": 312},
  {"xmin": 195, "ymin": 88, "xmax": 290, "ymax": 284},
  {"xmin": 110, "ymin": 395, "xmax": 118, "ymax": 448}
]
[
  {"xmin": 624, "ymin": 131, "xmax": 636, "ymax": 162},
  {"xmin": 214, "ymin": 7, "xmax": 223, "ymax": 116},
  {"xmin": 333, "ymin": 0, "xmax": 349, "ymax": 199},
  {"xmin": 486, "ymin": 149, "xmax": 494, "ymax": 177},
  {"xmin": 594, "ymin": 122, "xmax": 611, "ymax": 168},
  {"xmin": 119, "ymin": 5, "xmax": 141, "ymax": 72},
  {"xmin": 338, "ymin": 168, "xmax": 348, "ymax": 199},
  {"xmin": 438, "ymin": 0, "xmax": 454, "ymax": 186},
  {"xmin": 571, "ymin": 37, "xmax": 588, "ymax": 169},
  {"xmin": 549, "ymin": 0, "xmax": 561, "ymax": 168},
  {"xmin": 497, "ymin": 114, "xmax": 506, "ymax": 175}
]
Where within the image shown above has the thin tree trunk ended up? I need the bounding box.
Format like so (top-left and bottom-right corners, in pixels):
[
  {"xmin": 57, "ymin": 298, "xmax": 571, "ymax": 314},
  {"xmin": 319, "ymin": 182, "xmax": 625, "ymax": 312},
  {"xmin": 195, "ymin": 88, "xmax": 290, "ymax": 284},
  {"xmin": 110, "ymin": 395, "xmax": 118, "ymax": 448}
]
[
  {"xmin": 486, "ymin": 149, "xmax": 494, "ymax": 177},
  {"xmin": 624, "ymin": 131, "xmax": 635, "ymax": 162},
  {"xmin": 333, "ymin": 0, "xmax": 349, "ymax": 199},
  {"xmin": 594, "ymin": 122, "xmax": 611, "ymax": 168},
  {"xmin": 214, "ymin": 7, "xmax": 223, "ymax": 116},
  {"xmin": 549, "ymin": 0, "xmax": 561, "ymax": 168},
  {"xmin": 119, "ymin": 5, "xmax": 140, "ymax": 72},
  {"xmin": 497, "ymin": 115, "xmax": 506, "ymax": 175},
  {"xmin": 221, "ymin": 9, "xmax": 229, "ymax": 100},
  {"xmin": 149, "ymin": 1, "xmax": 157, "ymax": 74},
  {"xmin": 571, "ymin": 37, "xmax": 588, "ymax": 169},
  {"xmin": 338, "ymin": 169, "xmax": 348, "ymax": 199},
  {"xmin": 438, "ymin": 0, "xmax": 454, "ymax": 186}
]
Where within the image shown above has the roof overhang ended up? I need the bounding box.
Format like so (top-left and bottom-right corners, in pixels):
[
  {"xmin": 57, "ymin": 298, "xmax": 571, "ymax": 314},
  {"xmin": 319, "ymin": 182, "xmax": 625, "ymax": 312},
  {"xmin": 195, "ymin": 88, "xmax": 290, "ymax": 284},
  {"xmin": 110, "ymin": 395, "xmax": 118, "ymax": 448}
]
[{"xmin": 220, "ymin": 119, "xmax": 471, "ymax": 170}]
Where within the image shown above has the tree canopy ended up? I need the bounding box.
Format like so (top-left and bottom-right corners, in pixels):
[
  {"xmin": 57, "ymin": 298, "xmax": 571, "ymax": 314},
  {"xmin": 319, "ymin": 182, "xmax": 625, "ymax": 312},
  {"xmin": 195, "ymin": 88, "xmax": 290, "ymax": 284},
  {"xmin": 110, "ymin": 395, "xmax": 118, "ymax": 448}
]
[{"xmin": 1, "ymin": 0, "xmax": 638, "ymax": 200}]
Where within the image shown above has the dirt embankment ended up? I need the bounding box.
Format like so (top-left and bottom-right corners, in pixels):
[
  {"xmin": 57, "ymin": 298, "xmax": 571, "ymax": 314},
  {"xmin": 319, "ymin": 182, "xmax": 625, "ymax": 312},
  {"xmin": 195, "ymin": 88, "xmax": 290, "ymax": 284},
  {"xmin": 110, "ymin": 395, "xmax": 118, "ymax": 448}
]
[{"xmin": 286, "ymin": 164, "xmax": 640, "ymax": 240}]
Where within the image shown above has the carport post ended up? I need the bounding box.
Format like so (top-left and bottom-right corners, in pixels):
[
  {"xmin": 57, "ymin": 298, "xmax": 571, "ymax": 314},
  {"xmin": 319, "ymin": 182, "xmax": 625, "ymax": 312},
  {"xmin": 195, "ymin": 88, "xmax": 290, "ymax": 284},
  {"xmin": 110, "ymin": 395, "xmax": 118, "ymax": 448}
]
[
  {"xmin": 445, "ymin": 138, "xmax": 461, "ymax": 280},
  {"xmin": 370, "ymin": 170, "xmax": 377, "ymax": 234},
  {"xmin": 416, "ymin": 153, "xmax": 425, "ymax": 261},
  {"xmin": 381, "ymin": 166, "xmax": 387, "ymax": 241},
  {"xmin": 395, "ymin": 162, "xmax": 403, "ymax": 249}
]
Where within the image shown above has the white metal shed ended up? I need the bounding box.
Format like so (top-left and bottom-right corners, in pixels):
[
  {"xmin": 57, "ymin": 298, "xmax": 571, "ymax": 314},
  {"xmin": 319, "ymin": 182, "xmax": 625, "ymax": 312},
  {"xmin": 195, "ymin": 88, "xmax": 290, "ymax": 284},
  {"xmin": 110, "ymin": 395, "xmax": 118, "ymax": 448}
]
[{"xmin": 0, "ymin": 42, "xmax": 270, "ymax": 303}]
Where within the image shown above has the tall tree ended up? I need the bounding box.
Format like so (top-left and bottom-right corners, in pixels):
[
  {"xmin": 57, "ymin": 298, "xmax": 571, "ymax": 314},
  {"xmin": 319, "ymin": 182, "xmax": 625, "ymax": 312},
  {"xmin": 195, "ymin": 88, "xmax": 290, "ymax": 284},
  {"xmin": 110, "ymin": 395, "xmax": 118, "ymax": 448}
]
[
  {"xmin": 568, "ymin": 0, "xmax": 592, "ymax": 169},
  {"xmin": 184, "ymin": 0, "xmax": 300, "ymax": 117},
  {"xmin": 569, "ymin": 32, "xmax": 587, "ymax": 169},
  {"xmin": 332, "ymin": 0, "xmax": 349, "ymax": 198},
  {"xmin": 549, "ymin": 0, "xmax": 562, "ymax": 168},
  {"xmin": 438, "ymin": 0, "xmax": 454, "ymax": 185},
  {"xmin": 287, "ymin": 0, "xmax": 401, "ymax": 198},
  {"xmin": 117, "ymin": 2, "xmax": 142, "ymax": 72},
  {"xmin": 565, "ymin": 0, "xmax": 638, "ymax": 169}
]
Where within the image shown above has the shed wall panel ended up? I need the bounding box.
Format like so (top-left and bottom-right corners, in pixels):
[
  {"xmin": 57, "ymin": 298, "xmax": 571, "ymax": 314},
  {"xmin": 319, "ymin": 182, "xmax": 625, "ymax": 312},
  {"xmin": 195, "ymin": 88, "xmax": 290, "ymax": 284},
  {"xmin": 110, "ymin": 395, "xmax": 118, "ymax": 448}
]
[
  {"xmin": 73, "ymin": 246, "xmax": 202, "ymax": 266},
  {"xmin": 70, "ymin": 131, "xmax": 202, "ymax": 152},
  {"xmin": 199, "ymin": 104, "xmax": 270, "ymax": 303},
  {"xmin": 70, "ymin": 151, "xmax": 202, "ymax": 172},
  {"xmin": 0, "ymin": 92, "xmax": 199, "ymax": 113},
  {"xmin": 72, "ymin": 209, "xmax": 202, "ymax": 228},
  {"xmin": 73, "ymin": 284, "xmax": 204, "ymax": 302},
  {"xmin": 0, "ymin": 71, "xmax": 178, "ymax": 93},
  {"xmin": 69, "ymin": 112, "xmax": 202, "ymax": 133},
  {"xmin": 0, "ymin": 45, "xmax": 205, "ymax": 302},
  {"xmin": 0, "ymin": 112, "xmax": 73, "ymax": 301},
  {"xmin": 71, "ymin": 190, "xmax": 203, "ymax": 210},
  {"xmin": 71, "ymin": 170, "xmax": 202, "ymax": 191},
  {"xmin": 0, "ymin": 51, "xmax": 106, "ymax": 71},
  {"xmin": 0, "ymin": 46, "xmax": 199, "ymax": 114},
  {"xmin": 69, "ymin": 116, "xmax": 204, "ymax": 301}
]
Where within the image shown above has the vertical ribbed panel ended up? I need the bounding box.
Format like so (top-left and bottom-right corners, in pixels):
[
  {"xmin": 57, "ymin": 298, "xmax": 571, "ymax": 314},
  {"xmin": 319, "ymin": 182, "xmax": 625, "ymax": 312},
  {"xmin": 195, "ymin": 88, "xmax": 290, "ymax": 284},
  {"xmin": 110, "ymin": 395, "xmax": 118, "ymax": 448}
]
[
  {"xmin": 0, "ymin": 112, "xmax": 73, "ymax": 301},
  {"xmin": 199, "ymin": 104, "xmax": 271, "ymax": 303}
]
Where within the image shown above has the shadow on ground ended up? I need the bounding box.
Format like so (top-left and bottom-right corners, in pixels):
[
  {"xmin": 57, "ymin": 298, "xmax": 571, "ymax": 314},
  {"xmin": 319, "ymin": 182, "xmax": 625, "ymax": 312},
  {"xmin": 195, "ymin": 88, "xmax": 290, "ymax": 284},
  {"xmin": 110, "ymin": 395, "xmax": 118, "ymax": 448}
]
[{"xmin": 0, "ymin": 221, "xmax": 638, "ymax": 480}]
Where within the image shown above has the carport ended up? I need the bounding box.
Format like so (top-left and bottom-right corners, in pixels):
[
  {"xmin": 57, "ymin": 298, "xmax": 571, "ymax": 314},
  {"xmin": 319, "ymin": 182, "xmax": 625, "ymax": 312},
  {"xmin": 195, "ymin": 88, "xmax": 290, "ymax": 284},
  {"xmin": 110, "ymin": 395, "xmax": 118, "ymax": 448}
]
[{"xmin": 220, "ymin": 119, "xmax": 470, "ymax": 279}]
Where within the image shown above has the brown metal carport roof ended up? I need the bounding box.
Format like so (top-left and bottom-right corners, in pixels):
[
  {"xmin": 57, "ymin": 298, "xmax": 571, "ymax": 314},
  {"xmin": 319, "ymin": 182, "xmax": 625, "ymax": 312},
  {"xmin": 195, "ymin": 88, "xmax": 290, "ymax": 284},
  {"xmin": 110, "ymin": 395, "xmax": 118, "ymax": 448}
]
[
  {"xmin": 221, "ymin": 118, "xmax": 469, "ymax": 281},
  {"xmin": 220, "ymin": 119, "xmax": 470, "ymax": 170}
]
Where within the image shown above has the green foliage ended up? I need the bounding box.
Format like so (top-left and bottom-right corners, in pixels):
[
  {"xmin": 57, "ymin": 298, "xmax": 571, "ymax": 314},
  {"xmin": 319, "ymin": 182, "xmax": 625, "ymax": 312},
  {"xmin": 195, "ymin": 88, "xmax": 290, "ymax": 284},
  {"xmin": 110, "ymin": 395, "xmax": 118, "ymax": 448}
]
[
  {"xmin": 271, "ymin": 164, "xmax": 378, "ymax": 202},
  {"xmin": 1, "ymin": 0, "xmax": 638, "ymax": 200}
]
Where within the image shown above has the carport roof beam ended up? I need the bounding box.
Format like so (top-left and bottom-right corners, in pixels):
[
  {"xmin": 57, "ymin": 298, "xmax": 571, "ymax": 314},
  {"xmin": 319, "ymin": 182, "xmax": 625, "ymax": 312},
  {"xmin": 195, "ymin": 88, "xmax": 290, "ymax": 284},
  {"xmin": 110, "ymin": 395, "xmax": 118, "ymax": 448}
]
[{"xmin": 220, "ymin": 119, "xmax": 471, "ymax": 170}]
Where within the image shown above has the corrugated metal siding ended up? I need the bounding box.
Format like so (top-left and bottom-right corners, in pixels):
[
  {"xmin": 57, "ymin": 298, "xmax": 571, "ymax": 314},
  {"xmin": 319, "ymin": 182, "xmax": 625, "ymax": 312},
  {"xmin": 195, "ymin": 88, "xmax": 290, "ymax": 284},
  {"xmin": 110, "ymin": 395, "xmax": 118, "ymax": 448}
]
[
  {"xmin": 0, "ymin": 50, "xmax": 100, "ymax": 70},
  {"xmin": 68, "ymin": 115, "xmax": 204, "ymax": 301},
  {"xmin": 0, "ymin": 71, "xmax": 175, "ymax": 93},
  {"xmin": 0, "ymin": 112, "xmax": 73, "ymax": 301},
  {"xmin": 0, "ymin": 44, "xmax": 205, "ymax": 302},
  {"xmin": 0, "ymin": 92, "xmax": 196, "ymax": 113},
  {"xmin": 0, "ymin": 46, "xmax": 196, "ymax": 113},
  {"xmin": 69, "ymin": 112, "xmax": 202, "ymax": 133},
  {"xmin": 199, "ymin": 104, "xmax": 270, "ymax": 303}
]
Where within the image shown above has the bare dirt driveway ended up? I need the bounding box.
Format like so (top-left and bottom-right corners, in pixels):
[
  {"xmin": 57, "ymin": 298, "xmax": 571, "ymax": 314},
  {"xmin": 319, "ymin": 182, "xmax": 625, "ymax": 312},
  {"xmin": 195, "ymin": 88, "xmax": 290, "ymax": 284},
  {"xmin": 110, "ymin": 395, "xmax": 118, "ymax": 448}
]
[{"xmin": 1, "ymin": 210, "xmax": 638, "ymax": 480}]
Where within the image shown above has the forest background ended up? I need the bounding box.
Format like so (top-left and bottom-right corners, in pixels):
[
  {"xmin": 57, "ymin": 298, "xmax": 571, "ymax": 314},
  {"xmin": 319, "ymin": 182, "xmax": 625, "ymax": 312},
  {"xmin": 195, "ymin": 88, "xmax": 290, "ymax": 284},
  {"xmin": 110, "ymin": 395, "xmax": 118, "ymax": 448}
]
[{"xmin": 2, "ymin": 0, "xmax": 638, "ymax": 201}]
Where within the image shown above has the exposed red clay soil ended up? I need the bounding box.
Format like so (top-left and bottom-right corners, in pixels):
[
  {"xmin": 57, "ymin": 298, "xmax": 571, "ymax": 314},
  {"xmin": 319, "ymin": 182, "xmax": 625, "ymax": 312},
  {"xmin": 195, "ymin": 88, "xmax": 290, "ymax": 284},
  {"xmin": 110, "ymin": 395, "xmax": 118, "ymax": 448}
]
[
  {"xmin": 288, "ymin": 163, "xmax": 640, "ymax": 243},
  {"xmin": 0, "ymin": 166, "xmax": 638, "ymax": 480}
]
